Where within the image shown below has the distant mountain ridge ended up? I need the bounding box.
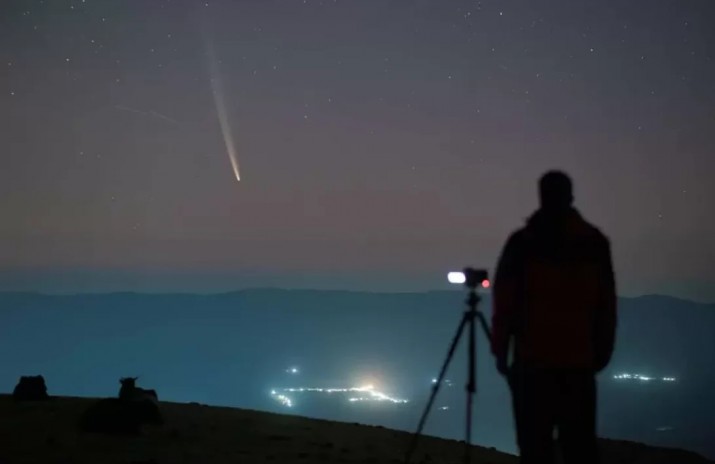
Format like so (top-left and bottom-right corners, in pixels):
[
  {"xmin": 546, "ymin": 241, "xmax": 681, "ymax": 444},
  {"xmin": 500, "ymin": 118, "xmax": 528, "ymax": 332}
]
[{"xmin": 2, "ymin": 288, "xmax": 713, "ymax": 303}]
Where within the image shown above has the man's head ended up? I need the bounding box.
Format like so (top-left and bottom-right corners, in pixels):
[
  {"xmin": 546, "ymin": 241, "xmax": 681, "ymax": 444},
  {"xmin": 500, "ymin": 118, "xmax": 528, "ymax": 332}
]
[{"xmin": 539, "ymin": 171, "xmax": 573, "ymax": 211}]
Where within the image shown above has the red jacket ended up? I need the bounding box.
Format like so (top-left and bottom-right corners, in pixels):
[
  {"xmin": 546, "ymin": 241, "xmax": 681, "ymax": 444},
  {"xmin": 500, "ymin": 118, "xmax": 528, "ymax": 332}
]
[{"xmin": 491, "ymin": 208, "xmax": 616, "ymax": 370}]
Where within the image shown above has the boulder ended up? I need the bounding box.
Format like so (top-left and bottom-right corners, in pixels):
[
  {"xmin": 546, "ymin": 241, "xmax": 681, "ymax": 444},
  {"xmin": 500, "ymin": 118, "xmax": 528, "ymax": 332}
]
[
  {"xmin": 79, "ymin": 376, "xmax": 162, "ymax": 435},
  {"xmin": 12, "ymin": 375, "xmax": 49, "ymax": 401},
  {"xmin": 79, "ymin": 397, "xmax": 162, "ymax": 435}
]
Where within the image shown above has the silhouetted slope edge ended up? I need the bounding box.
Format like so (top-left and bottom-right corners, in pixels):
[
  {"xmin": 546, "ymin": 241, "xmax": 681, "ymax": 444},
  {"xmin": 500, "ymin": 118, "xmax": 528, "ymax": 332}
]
[{"xmin": 0, "ymin": 395, "xmax": 711, "ymax": 464}]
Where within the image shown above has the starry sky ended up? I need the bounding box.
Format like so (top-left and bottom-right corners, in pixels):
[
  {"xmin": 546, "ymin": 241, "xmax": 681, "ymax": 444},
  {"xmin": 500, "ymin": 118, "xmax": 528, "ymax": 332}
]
[{"xmin": 1, "ymin": 0, "xmax": 714, "ymax": 300}]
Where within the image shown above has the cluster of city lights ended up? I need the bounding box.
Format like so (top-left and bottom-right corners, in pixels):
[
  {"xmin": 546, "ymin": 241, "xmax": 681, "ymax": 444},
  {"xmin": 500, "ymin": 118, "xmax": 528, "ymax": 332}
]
[
  {"xmin": 613, "ymin": 373, "xmax": 677, "ymax": 382},
  {"xmin": 272, "ymin": 393, "xmax": 293, "ymax": 408},
  {"xmin": 270, "ymin": 384, "xmax": 408, "ymax": 408}
]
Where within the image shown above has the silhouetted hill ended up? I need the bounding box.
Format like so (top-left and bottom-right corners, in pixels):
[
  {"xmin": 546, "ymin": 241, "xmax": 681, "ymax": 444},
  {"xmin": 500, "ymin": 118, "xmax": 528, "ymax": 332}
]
[
  {"xmin": 1, "ymin": 395, "xmax": 712, "ymax": 464},
  {"xmin": 0, "ymin": 290, "xmax": 713, "ymax": 458}
]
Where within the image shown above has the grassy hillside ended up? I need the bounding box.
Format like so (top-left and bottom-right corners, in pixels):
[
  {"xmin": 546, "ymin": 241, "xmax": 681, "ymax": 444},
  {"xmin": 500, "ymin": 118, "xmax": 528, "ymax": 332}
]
[{"xmin": 0, "ymin": 395, "xmax": 711, "ymax": 464}]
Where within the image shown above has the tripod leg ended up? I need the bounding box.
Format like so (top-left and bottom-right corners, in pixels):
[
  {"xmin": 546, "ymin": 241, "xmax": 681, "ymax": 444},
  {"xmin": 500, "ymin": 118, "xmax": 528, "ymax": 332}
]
[
  {"xmin": 465, "ymin": 312, "xmax": 476, "ymax": 464},
  {"xmin": 476, "ymin": 310, "xmax": 492, "ymax": 344},
  {"xmin": 405, "ymin": 312, "xmax": 470, "ymax": 464}
]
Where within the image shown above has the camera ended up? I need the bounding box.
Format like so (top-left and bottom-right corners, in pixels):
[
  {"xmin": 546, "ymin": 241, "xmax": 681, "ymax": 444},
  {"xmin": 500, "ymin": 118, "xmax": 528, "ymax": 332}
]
[{"xmin": 447, "ymin": 267, "xmax": 490, "ymax": 289}]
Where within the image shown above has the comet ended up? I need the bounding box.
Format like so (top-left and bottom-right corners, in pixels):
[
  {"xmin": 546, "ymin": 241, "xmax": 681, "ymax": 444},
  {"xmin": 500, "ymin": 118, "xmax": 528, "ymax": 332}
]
[{"xmin": 203, "ymin": 29, "xmax": 241, "ymax": 182}]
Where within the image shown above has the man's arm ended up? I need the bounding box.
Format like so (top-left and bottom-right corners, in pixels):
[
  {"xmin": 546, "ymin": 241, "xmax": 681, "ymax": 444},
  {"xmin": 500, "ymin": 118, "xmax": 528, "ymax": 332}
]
[
  {"xmin": 594, "ymin": 237, "xmax": 617, "ymax": 371},
  {"xmin": 492, "ymin": 232, "xmax": 522, "ymax": 375}
]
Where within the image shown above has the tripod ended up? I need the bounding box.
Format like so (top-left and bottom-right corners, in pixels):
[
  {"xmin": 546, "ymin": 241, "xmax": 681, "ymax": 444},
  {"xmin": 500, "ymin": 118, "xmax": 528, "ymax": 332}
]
[{"xmin": 405, "ymin": 287, "xmax": 492, "ymax": 464}]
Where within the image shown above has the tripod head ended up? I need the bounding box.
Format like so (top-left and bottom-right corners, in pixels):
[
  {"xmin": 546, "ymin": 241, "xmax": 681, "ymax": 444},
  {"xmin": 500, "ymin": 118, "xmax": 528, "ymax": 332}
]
[{"xmin": 448, "ymin": 267, "xmax": 490, "ymax": 291}]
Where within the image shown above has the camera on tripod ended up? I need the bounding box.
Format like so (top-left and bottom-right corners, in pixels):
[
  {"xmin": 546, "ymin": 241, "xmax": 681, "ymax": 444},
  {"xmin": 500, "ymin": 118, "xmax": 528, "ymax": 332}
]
[
  {"xmin": 447, "ymin": 267, "xmax": 490, "ymax": 290},
  {"xmin": 406, "ymin": 266, "xmax": 492, "ymax": 464}
]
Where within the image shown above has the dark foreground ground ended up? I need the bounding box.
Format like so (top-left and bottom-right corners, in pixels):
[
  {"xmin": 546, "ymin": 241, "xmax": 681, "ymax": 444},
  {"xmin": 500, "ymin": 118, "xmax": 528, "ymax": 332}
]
[{"xmin": 0, "ymin": 395, "xmax": 711, "ymax": 464}]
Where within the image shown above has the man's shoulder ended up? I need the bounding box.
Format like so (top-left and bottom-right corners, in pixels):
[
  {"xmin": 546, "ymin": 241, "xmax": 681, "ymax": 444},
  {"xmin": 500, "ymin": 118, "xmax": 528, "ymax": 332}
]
[
  {"xmin": 505, "ymin": 227, "xmax": 528, "ymax": 246},
  {"xmin": 578, "ymin": 217, "xmax": 610, "ymax": 246},
  {"xmin": 517, "ymin": 209, "xmax": 611, "ymax": 246}
]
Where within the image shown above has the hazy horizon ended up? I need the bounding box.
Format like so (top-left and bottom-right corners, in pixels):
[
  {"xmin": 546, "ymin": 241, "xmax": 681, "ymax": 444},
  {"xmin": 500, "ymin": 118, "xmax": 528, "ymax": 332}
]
[{"xmin": 1, "ymin": 268, "xmax": 714, "ymax": 303}]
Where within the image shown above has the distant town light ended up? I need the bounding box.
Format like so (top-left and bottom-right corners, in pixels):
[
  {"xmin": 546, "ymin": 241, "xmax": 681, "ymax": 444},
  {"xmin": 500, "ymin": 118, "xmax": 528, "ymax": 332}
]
[
  {"xmin": 270, "ymin": 384, "xmax": 408, "ymax": 407},
  {"xmin": 270, "ymin": 391, "xmax": 293, "ymax": 408},
  {"xmin": 613, "ymin": 372, "xmax": 677, "ymax": 383}
]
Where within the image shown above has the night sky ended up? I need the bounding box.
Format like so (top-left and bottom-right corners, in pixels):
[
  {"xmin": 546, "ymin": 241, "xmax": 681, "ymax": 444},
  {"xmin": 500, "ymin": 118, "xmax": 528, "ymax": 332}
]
[{"xmin": 1, "ymin": 0, "xmax": 714, "ymax": 300}]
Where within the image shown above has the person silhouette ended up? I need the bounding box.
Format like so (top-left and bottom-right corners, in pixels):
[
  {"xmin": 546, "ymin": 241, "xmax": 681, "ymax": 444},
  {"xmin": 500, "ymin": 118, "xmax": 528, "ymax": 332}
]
[{"xmin": 491, "ymin": 171, "xmax": 616, "ymax": 464}]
